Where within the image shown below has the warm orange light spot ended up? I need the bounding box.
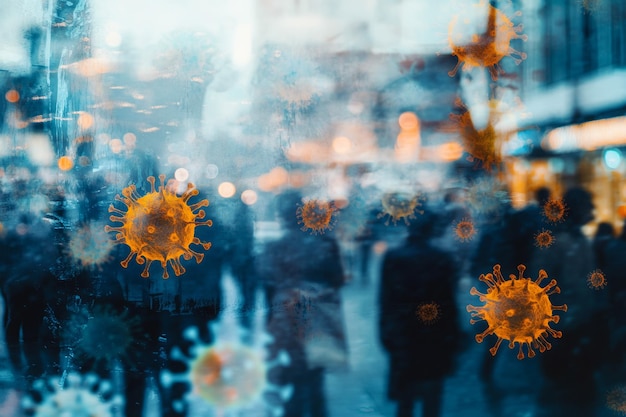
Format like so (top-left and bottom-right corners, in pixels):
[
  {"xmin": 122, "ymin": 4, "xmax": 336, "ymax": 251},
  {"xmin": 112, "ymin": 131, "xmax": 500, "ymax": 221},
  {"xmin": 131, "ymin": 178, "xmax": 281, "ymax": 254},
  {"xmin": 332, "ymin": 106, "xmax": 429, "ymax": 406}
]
[
  {"xmin": 58, "ymin": 156, "xmax": 74, "ymax": 171},
  {"xmin": 332, "ymin": 136, "xmax": 352, "ymax": 154},
  {"xmin": 241, "ymin": 189, "xmax": 258, "ymax": 205},
  {"xmin": 77, "ymin": 112, "xmax": 94, "ymax": 131},
  {"xmin": 398, "ymin": 112, "xmax": 419, "ymax": 131},
  {"xmin": 258, "ymin": 167, "xmax": 289, "ymax": 192},
  {"xmin": 5, "ymin": 90, "xmax": 19, "ymax": 103},
  {"xmin": 218, "ymin": 182, "xmax": 236, "ymax": 198},
  {"xmin": 439, "ymin": 142, "xmax": 464, "ymax": 161},
  {"xmin": 109, "ymin": 138, "xmax": 123, "ymax": 154}
]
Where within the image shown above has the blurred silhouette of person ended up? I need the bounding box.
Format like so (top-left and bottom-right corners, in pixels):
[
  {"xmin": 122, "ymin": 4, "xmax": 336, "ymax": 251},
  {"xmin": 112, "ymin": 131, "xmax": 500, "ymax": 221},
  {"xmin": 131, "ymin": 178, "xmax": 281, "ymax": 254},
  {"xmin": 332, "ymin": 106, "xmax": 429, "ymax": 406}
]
[
  {"xmin": 507, "ymin": 186, "xmax": 552, "ymax": 268},
  {"xmin": 593, "ymin": 221, "xmax": 614, "ymax": 272},
  {"xmin": 153, "ymin": 180, "xmax": 222, "ymax": 417},
  {"xmin": 530, "ymin": 187, "xmax": 605, "ymax": 417},
  {"xmin": 221, "ymin": 196, "xmax": 256, "ymax": 331},
  {"xmin": 354, "ymin": 206, "xmax": 384, "ymax": 287},
  {"xmin": 379, "ymin": 205, "xmax": 461, "ymax": 417},
  {"xmin": 469, "ymin": 187, "xmax": 516, "ymax": 381},
  {"xmin": 602, "ymin": 218, "xmax": 626, "ymax": 380},
  {"xmin": 257, "ymin": 190, "xmax": 347, "ymax": 417},
  {"xmin": 0, "ymin": 212, "xmax": 58, "ymax": 388}
]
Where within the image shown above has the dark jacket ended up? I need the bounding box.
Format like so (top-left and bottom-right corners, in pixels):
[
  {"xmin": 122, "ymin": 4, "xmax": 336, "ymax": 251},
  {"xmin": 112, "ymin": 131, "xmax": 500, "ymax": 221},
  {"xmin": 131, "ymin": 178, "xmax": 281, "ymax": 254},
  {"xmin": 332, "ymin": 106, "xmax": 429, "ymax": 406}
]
[{"xmin": 379, "ymin": 238, "xmax": 460, "ymax": 396}]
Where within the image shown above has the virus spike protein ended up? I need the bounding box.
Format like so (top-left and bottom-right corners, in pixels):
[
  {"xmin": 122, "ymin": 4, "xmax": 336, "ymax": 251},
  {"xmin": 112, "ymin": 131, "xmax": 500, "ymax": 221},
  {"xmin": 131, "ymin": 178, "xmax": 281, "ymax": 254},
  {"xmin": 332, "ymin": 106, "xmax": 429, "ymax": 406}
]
[
  {"xmin": 105, "ymin": 175, "xmax": 212, "ymax": 279},
  {"xmin": 467, "ymin": 264, "xmax": 567, "ymax": 360}
]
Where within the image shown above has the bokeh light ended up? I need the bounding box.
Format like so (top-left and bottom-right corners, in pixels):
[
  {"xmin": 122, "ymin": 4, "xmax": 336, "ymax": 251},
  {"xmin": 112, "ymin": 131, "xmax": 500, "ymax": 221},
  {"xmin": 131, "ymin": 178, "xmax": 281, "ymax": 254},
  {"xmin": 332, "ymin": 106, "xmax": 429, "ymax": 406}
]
[
  {"xmin": 206, "ymin": 164, "xmax": 219, "ymax": 179},
  {"xmin": 218, "ymin": 182, "xmax": 236, "ymax": 198},
  {"xmin": 5, "ymin": 90, "xmax": 19, "ymax": 103},
  {"xmin": 241, "ymin": 189, "xmax": 258, "ymax": 205},
  {"xmin": 58, "ymin": 156, "xmax": 74, "ymax": 171},
  {"xmin": 175, "ymin": 168, "xmax": 189, "ymax": 182}
]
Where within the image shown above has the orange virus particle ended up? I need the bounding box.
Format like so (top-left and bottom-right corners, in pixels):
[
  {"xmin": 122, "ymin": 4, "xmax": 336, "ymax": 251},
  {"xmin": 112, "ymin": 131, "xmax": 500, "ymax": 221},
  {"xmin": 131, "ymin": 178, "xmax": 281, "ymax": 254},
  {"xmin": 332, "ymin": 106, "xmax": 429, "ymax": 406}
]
[
  {"xmin": 416, "ymin": 302, "xmax": 441, "ymax": 325},
  {"xmin": 607, "ymin": 385, "xmax": 626, "ymax": 414},
  {"xmin": 105, "ymin": 174, "xmax": 212, "ymax": 279},
  {"xmin": 377, "ymin": 192, "xmax": 424, "ymax": 226},
  {"xmin": 448, "ymin": 0, "xmax": 527, "ymax": 80},
  {"xmin": 449, "ymin": 100, "xmax": 504, "ymax": 171},
  {"xmin": 466, "ymin": 264, "xmax": 567, "ymax": 359},
  {"xmin": 190, "ymin": 345, "xmax": 267, "ymax": 407},
  {"xmin": 455, "ymin": 218, "xmax": 477, "ymax": 242},
  {"xmin": 543, "ymin": 199, "xmax": 567, "ymax": 223},
  {"xmin": 534, "ymin": 229, "xmax": 555, "ymax": 249},
  {"xmin": 587, "ymin": 269, "xmax": 607, "ymax": 290},
  {"xmin": 296, "ymin": 199, "xmax": 337, "ymax": 234}
]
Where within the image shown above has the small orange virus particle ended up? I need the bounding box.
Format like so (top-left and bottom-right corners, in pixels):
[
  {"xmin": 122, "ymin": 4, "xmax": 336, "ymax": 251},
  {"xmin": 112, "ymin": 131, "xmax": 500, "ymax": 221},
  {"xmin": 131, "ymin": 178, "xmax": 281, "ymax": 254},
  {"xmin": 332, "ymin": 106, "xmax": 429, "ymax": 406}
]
[
  {"xmin": 448, "ymin": 0, "xmax": 527, "ymax": 80},
  {"xmin": 607, "ymin": 385, "xmax": 626, "ymax": 414},
  {"xmin": 105, "ymin": 174, "xmax": 212, "ymax": 279},
  {"xmin": 534, "ymin": 229, "xmax": 555, "ymax": 249},
  {"xmin": 543, "ymin": 199, "xmax": 567, "ymax": 223},
  {"xmin": 467, "ymin": 264, "xmax": 567, "ymax": 360},
  {"xmin": 58, "ymin": 156, "xmax": 74, "ymax": 171},
  {"xmin": 296, "ymin": 199, "xmax": 337, "ymax": 234},
  {"xmin": 449, "ymin": 100, "xmax": 503, "ymax": 171},
  {"xmin": 455, "ymin": 218, "xmax": 477, "ymax": 242},
  {"xmin": 5, "ymin": 89, "xmax": 19, "ymax": 103},
  {"xmin": 416, "ymin": 302, "xmax": 441, "ymax": 325},
  {"xmin": 587, "ymin": 269, "xmax": 607, "ymax": 290},
  {"xmin": 377, "ymin": 192, "xmax": 424, "ymax": 226}
]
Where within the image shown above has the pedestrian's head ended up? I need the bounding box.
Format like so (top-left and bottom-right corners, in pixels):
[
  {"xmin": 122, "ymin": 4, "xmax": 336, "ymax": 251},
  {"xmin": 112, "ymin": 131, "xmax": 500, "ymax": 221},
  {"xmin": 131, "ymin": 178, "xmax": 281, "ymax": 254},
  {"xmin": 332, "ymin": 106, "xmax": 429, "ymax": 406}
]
[
  {"xmin": 535, "ymin": 186, "xmax": 551, "ymax": 207},
  {"xmin": 595, "ymin": 222, "xmax": 614, "ymax": 239},
  {"xmin": 563, "ymin": 187, "xmax": 594, "ymax": 227},
  {"xmin": 406, "ymin": 205, "xmax": 441, "ymax": 242},
  {"xmin": 275, "ymin": 189, "xmax": 303, "ymax": 230}
]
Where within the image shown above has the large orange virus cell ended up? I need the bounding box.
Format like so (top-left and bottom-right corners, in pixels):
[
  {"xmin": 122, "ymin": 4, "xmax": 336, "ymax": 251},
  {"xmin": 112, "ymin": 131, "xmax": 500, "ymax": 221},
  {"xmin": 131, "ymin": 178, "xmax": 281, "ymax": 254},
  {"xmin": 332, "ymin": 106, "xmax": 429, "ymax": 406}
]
[
  {"xmin": 105, "ymin": 175, "xmax": 212, "ymax": 279},
  {"xmin": 448, "ymin": 0, "xmax": 527, "ymax": 80},
  {"xmin": 296, "ymin": 199, "xmax": 337, "ymax": 234},
  {"xmin": 467, "ymin": 264, "xmax": 567, "ymax": 360},
  {"xmin": 450, "ymin": 100, "xmax": 504, "ymax": 171}
]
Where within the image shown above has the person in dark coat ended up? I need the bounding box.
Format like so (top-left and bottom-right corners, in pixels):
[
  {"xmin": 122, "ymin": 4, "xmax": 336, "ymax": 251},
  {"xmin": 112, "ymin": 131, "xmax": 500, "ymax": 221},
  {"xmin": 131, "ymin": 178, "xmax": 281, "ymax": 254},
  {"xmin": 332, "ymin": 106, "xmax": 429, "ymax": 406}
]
[
  {"xmin": 257, "ymin": 190, "xmax": 347, "ymax": 417},
  {"xmin": 0, "ymin": 213, "xmax": 58, "ymax": 387},
  {"xmin": 379, "ymin": 206, "xmax": 461, "ymax": 417}
]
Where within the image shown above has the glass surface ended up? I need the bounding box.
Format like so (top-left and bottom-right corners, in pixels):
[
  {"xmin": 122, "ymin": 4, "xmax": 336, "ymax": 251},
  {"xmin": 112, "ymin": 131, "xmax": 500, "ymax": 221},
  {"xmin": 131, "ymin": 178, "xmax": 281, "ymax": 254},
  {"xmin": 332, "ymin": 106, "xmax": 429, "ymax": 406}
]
[{"xmin": 0, "ymin": 0, "xmax": 625, "ymax": 416}]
